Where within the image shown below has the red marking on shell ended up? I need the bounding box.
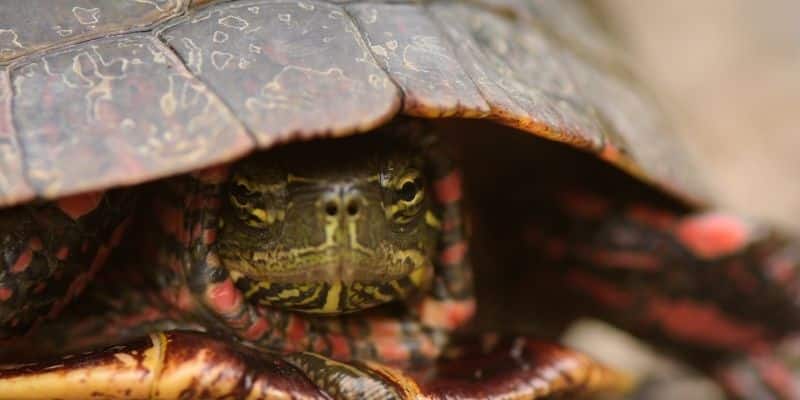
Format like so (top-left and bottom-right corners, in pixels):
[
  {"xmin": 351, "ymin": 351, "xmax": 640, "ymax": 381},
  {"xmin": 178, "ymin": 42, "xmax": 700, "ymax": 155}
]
[
  {"xmin": 558, "ymin": 191, "xmax": 610, "ymax": 219},
  {"xmin": 441, "ymin": 218, "xmax": 460, "ymax": 232},
  {"xmin": 55, "ymin": 246, "xmax": 69, "ymax": 261},
  {"xmin": 10, "ymin": 248, "xmax": 32, "ymax": 274},
  {"xmin": 566, "ymin": 271, "xmax": 633, "ymax": 309},
  {"xmin": 583, "ymin": 248, "xmax": 661, "ymax": 271},
  {"xmin": 434, "ymin": 171, "xmax": 462, "ymax": 204},
  {"xmin": 56, "ymin": 191, "xmax": 104, "ymax": 220},
  {"xmin": 243, "ymin": 317, "xmax": 269, "ymax": 341},
  {"xmin": 754, "ymin": 355, "xmax": 798, "ymax": 399},
  {"xmin": 206, "ymin": 279, "xmax": 242, "ymax": 315},
  {"xmin": 646, "ymin": 298, "xmax": 767, "ymax": 350},
  {"xmin": 0, "ymin": 287, "xmax": 12, "ymax": 301},
  {"xmin": 419, "ymin": 298, "xmax": 476, "ymax": 330},
  {"xmin": 439, "ymin": 241, "xmax": 467, "ymax": 266},
  {"xmin": 675, "ymin": 213, "xmax": 752, "ymax": 259},
  {"xmin": 202, "ymin": 228, "xmax": 217, "ymax": 245},
  {"xmin": 33, "ymin": 282, "xmax": 46, "ymax": 294},
  {"xmin": 192, "ymin": 164, "xmax": 231, "ymax": 184}
]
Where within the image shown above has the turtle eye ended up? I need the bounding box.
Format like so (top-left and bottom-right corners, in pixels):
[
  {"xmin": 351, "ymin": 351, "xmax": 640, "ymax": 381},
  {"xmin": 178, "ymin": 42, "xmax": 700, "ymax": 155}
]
[
  {"xmin": 399, "ymin": 180, "xmax": 418, "ymax": 202},
  {"xmin": 231, "ymin": 183, "xmax": 251, "ymax": 199}
]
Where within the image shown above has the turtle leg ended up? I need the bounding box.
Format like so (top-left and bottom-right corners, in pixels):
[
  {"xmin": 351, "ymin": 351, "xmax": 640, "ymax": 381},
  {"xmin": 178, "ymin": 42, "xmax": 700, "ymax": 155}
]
[
  {"xmin": 0, "ymin": 190, "xmax": 134, "ymax": 339},
  {"xmin": 0, "ymin": 330, "xmax": 631, "ymax": 400},
  {"xmin": 518, "ymin": 189, "xmax": 800, "ymax": 398}
]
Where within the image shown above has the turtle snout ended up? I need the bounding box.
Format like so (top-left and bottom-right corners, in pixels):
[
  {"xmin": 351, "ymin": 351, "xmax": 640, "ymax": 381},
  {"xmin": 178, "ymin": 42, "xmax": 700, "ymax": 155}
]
[{"xmin": 320, "ymin": 185, "xmax": 365, "ymax": 219}]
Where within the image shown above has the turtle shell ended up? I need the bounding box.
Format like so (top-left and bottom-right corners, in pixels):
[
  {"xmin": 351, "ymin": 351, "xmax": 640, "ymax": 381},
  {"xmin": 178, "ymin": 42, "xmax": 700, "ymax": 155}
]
[{"xmin": 0, "ymin": 0, "xmax": 709, "ymax": 208}]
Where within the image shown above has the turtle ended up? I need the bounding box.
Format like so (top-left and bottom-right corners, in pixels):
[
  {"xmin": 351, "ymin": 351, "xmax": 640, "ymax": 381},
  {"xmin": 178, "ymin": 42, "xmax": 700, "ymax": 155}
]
[{"xmin": 0, "ymin": 1, "xmax": 797, "ymax": 399}]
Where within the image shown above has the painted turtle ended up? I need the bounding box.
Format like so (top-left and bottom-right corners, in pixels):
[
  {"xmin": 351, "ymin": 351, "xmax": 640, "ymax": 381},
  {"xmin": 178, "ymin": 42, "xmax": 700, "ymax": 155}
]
[{"xmin": 0, "ymin": 1, "xmax": 797, "ymax": 399}]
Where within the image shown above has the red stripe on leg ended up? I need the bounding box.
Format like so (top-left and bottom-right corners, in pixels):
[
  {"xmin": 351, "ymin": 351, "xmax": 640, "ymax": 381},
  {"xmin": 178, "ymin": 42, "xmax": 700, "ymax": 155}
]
[
  {"xmin": 419, "ymin": 298, "xmax": 476, "ymax": 330},
  {"xmin": 434, "ymin": 171, "xmax": 462, "ymax": 204},
  {"xmin": 439, "ymin": 241, "xmax": 467, "ymax": 266},
  {"xmin": 675, "ymin": 213, "xmax": 752, "ymax": 259}
]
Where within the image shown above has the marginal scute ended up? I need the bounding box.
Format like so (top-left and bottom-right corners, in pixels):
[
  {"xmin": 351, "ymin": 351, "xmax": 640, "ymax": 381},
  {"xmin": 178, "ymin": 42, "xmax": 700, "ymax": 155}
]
[
  {"xmin": 0, "ymin": 1, "xmax": 184, "ymax": 64},
  {"xmin": 10, "ymin": 34, "xmax": 252, "ymax": 198},
  {"xmin": 429, "ymin": 3, "xmax": 606, "ymax": 151},
  {"xmin": 160, "ymin": 0, "xmax": 401, "ymax": 146},
  {"xmin": 0, "ymin": 68, "xmax": 33, "ymax": 206},
  {"xmin": 561, "ymin": 51, "xmax": 711, "ymax": 204},
  {"xmin": 347, "ymin": 3, "xmax": 491, "ymax": 118}
]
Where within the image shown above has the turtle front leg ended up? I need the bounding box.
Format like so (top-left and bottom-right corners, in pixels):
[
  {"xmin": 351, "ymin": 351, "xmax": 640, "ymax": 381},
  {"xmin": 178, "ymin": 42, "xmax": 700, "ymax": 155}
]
[
  {"xmin": 0, "ymin": 191, "xmax": 134, "ymax": 339},
  {"xmin": 521, "ymin": 190, "xmax": 800, "ymax": 398},
  {"xmin": 0, "ymin": 331, "xmax": 631, "ymax": 400}
]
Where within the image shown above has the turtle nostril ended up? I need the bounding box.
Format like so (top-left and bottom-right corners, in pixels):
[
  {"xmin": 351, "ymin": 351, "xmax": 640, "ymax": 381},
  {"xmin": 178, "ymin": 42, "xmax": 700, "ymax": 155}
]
[
  {"xmin": 346, "ymin": 200, "xmax": 359, "ymax": 216},
  {"xmin": 325, "ymin": 201, "xmax": 338, "ymax": 216}
]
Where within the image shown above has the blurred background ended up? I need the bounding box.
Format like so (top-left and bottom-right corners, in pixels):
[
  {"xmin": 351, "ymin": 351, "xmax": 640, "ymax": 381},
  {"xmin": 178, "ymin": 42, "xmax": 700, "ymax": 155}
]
[
  {"xmin": 596, "ymin": 0, "xmax": 800, "ymax": 234},
  {"xmin": 565, "ymin": 1, "xmax": 800, "ymax": 398}
]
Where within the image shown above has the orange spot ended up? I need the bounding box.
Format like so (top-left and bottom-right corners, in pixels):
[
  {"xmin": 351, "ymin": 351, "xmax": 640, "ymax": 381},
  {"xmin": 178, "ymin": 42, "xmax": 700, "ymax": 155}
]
[
  {"xmin": 0, "ymin": 287, "xmax": 12, "ymax": 301},
  {"xmin": 675, "ymin": 213, "xmax": 751, "ymax": 259},
  {"xmin": 647, "ymin": 298, "xmax": 767, "ymax": 350},
  {"xmin": 439, "ymin": 241, "xmax": 467, "ymax": 266},
  {"xmin": 11, "ymin": 248, "xmax": 32, "ymax": 273},
  {"xmin": 434, "ymin": 171, "xmax": 462, "ymax": 204},
  {"xmin": 206, "ymin": 279, "xmax": 242, "ymax": 315},
  {"xmin": 566, "ymin": 271, "xmax": 633, "ymax": 309},
  {"xmin": 56, "ymin": 191, "xmax": 104, "ymax": 220}
]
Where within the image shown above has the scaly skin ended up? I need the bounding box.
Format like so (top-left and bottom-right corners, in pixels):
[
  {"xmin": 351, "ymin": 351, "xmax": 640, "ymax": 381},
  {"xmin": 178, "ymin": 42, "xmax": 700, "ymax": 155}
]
[
  {"xmin": 0, "ymin": 190, "xmax": 134, "ymax": 338},
  {"xmin": 511, "ymin": 189, "xmax": 800, "ymax": 399}
]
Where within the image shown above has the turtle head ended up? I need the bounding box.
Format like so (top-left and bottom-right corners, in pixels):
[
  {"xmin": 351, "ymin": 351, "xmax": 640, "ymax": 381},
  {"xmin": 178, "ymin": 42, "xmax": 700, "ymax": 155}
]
[{"xmin": 216, "ymin": 134, "xmax": 439, "ymax": 315}]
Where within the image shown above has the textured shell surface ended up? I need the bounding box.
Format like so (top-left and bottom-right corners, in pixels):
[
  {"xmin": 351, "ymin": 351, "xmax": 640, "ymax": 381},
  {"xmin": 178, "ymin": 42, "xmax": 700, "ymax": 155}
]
[{"xmin": 0, "ymin": 0, "xmax": 708, "ymax": 207}]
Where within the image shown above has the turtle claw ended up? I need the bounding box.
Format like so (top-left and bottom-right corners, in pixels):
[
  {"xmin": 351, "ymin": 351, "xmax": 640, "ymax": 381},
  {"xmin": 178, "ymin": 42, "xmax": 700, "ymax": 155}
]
[{"xmin": 0, "ymin": 331, "xmax": 630, "ymax": 400}]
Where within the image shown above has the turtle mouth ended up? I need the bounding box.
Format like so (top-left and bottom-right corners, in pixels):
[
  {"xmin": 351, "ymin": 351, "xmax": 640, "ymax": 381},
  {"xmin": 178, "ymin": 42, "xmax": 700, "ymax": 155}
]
[
  {"xmin": 241, "ymin": 261, "xmax": 415, "ymax": 285},
  {"xmin": 230, "ymin": 260, "xmax": 433, "ymax": 315}
]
